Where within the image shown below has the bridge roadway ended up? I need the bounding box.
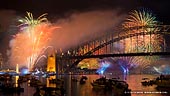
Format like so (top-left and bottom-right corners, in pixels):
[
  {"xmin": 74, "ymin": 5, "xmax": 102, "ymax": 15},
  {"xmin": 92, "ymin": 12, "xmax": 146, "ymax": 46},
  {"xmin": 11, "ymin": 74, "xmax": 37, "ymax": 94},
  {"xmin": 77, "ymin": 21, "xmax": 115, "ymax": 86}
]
[{"xmin": 61, "ymin": 52, "xmax": 170, "ymax": 59}]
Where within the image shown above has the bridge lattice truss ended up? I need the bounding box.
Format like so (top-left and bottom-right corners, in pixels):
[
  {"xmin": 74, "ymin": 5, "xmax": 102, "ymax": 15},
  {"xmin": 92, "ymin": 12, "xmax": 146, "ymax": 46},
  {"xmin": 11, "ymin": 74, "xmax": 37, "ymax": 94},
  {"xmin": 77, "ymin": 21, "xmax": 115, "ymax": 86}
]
[{"xmin": 57, "ymin": 25, "xmax": 170, "ymax": 72}]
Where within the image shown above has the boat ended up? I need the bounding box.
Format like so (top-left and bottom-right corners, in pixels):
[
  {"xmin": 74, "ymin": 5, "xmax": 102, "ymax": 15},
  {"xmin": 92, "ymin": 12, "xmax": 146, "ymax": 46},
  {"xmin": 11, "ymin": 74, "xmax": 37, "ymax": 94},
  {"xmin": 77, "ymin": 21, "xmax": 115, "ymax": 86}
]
[
  {"xmin": 91, "ymin": 77, "xmax": 131, "ymax": 95},
  {"xmin": 155, "ymin": 75, "xmax": 170, "ymax": 87},
  {"xmin": 79, "ymin": 78, "xmax": 86, "ymax": 84},
  {"xmin": 79, "ymin": 76, "xmax": 88, "ymax": 84},
  {"xmin": 154, "ymin": 75, "xmax": 170, "ymax": 94},
  {"xmin": 91, "ymin": 77, "xmax": 107, "ymax": 89},
  {"xmin": 91, "ymin": 81, "xmax": 105, "ymax": 89},
  {"xmin": 81, "ymin": 75, "xmax": 88, "ymax": 80},
  {"xmin": 141, "ymin": 78, "xmax": 155, "ymax": 86},
  {"xmin": 91, "ymin": 77, "xmax": 129, "ymax": 92}
]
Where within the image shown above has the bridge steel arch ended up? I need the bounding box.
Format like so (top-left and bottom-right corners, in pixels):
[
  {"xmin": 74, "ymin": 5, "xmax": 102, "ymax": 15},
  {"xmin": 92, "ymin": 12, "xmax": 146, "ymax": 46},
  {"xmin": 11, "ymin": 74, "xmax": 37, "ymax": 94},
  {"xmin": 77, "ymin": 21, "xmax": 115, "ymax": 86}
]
[{"xmin": 57, "ymin": 25, "xmax": 170, "ymax": 73}]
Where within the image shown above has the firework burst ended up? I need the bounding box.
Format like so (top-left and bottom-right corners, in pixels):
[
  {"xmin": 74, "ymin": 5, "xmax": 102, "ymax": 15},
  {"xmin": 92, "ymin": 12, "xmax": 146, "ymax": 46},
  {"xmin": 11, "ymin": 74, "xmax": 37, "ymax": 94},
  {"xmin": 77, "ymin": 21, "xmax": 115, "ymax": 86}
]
[
  {"xmin": 9, "ymin": 12, "xmax": 60, "ymax": 70},
  {"xmin": 121, "ymin": 8, "xmax": 164, "ymax": 68},
  {"xmin": 122, "ymin": 8, "xmax": 159, "ymax": 28}
]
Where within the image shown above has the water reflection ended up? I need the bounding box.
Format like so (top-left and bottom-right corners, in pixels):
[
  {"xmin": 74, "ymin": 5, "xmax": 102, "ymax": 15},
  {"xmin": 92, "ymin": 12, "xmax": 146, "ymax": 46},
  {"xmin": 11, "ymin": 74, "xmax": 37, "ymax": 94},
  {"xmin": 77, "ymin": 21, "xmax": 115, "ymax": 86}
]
[
  {"xmin": 46, "ymin": 76, "xmax": 56, "ymax": 88},
  {"xmin": 14, "ymin": 76, "xmax": 19, "ymax": 87},
  {"xmin": 63, "ymin": 74, "xmax": 169, "ymax": 96},
  {"xmin": 0, "ymin": 74, "xmax": 170, "ymax": 96}
]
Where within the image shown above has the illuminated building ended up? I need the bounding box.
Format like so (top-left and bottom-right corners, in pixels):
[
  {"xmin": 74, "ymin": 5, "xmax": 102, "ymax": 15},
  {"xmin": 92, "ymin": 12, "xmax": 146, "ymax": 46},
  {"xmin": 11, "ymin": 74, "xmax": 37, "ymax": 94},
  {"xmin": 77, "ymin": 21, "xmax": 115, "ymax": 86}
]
[{"xmin": 47, "ymin": 53, "xmax": 56, "ymax": 72}]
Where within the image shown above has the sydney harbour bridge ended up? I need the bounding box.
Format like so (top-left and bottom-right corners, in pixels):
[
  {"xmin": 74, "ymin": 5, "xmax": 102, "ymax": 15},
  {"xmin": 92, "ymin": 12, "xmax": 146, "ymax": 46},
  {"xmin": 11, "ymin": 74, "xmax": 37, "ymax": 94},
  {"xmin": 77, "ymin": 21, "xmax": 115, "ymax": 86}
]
[{"xmin": 54, "ymin": 25, "xmax": 170, "ymax": 74}]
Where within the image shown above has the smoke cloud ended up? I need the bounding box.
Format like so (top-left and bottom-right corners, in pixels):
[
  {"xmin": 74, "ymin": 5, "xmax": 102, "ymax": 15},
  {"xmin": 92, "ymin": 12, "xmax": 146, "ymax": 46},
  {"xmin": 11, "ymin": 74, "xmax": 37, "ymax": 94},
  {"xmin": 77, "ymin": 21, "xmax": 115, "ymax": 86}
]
[
  {"xmin": 50, "ymin": 9, "xmax": 125, "ymax": 51},
  {"xmin": 0, "ymin": 10, "xmax": 18, "ymax": 68}
]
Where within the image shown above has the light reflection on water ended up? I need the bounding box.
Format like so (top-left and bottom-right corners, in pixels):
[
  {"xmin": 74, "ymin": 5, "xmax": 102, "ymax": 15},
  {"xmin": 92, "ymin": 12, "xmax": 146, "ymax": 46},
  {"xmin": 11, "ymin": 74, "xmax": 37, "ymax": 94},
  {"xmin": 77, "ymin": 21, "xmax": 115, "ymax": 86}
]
[
  {"xmin": 0, "ymin": 74, "xmax": 169, "ymax": 96},
  {"xmin": 66, "ymin": 74, "xmax": 169, "ymax": 96}
]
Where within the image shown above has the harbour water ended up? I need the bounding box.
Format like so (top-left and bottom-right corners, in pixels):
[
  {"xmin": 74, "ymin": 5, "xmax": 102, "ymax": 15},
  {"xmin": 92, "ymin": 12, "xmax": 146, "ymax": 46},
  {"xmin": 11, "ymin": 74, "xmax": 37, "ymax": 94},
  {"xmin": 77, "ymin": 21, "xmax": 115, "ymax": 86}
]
[
  {"xmin": 0, "ymin": 74, "xmax": 169, "ymax": 96},
  {"xmin": 66, "ymin": 74, "xmax": 169, "ymax": 96}
]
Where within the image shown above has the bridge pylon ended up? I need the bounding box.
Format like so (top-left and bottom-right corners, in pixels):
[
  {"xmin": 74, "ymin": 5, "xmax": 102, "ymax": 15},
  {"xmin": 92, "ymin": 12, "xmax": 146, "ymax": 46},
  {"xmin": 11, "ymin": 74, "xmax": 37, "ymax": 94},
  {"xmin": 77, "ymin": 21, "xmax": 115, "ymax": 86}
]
[{"xmin": 47, "ymin": 53, "xmax": 56, "ymax": 72}]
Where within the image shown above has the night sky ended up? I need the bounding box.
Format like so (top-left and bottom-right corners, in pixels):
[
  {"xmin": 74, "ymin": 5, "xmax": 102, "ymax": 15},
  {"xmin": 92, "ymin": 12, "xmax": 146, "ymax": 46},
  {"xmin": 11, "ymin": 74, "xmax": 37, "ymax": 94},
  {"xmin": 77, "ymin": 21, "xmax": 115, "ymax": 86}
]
[
  {"xmin": 0, "ymin": 0, "xmax": 170, "ymax": 23},
  {"xmin": 0, "ymin": 0, "xmax": 170, "ymax": 60}
]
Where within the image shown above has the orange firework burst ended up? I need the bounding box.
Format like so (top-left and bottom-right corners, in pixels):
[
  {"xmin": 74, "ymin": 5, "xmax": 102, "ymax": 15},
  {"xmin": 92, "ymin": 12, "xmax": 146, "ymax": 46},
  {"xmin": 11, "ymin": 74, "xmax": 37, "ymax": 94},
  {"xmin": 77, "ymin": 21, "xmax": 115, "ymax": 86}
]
[{"xmin": 9, "ymin": 12, "xmax": 60, "ymax": 70}]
